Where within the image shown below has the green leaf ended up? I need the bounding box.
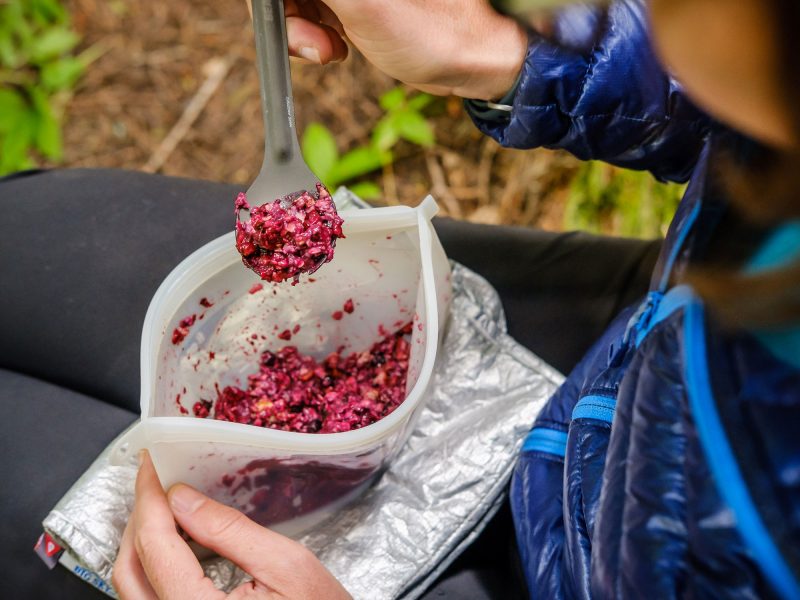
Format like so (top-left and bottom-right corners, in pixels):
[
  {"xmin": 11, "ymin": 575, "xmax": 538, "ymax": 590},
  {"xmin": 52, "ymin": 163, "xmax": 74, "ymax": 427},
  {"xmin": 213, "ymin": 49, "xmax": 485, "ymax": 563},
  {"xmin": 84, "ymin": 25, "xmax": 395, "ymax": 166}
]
[
  {"xmin": 34, "ymin": 109, "xmax": 61, "ymax": 159},
  {"xmin": 40, "ymin": 56, "xmax": 84, "ymax": 90},
  {"xmin": 370, "ymin": 117, "xmax": 399, "ymax": 152},
  {"xmin": 30, "ymin": 0, "xmax": 67, "ymax": 23},
  {"xmin": 407, "ymin": 93, "xmax": 434, "ymax": 111},
  {"xmin": 563, "ymin": 161, "xmax": 683, "ymax": 239},
  {"xmin": 0, "ymin": 109, "xmax": 36, "ymax": 175},
  {"xmin": 3, "ymin": 1, "xmax": 26, "ymax": 32},
  {"xmin": 394, "ymin": 109, "xmax": 435, "ymax": 147},
  {"xmin": 0, "ymin": 34, "xmax": 20, "ymax": 68},
  {"xmin": 379, "ymin": 87, "xmax": 405, "ymax": 112},
  {"xmin": 328, "ymin": 146, "xmax": 391, "ymax": 186},
  {"xmin": 29, "ymin": 86, "xmax": 61, "ymax": 159},
  {"xmin": 29, "ymin": 27, "xmax": 79, "ymax": 63},
  {"xmin": 348, "ymin": 181, "xmax": 382, "ymax": 200},
  {"xmin": 301, "ymin": 122, "xmax": 338, "ymax": 185},
  {"xmin": 0, "ymin": 88, "xmax": 27, "ymax": 134},
  {"xmin": 10, "ymin": 10, "xmax": 34, "ymax": 50}
]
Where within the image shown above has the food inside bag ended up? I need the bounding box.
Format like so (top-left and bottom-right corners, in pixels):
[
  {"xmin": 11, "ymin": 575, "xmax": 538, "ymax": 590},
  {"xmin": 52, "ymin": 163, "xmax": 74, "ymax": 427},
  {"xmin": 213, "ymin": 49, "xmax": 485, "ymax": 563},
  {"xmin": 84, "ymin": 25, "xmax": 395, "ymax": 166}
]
[{"xmin": 113, "ymin": 198, "xmax": 451, "ymax": 535}]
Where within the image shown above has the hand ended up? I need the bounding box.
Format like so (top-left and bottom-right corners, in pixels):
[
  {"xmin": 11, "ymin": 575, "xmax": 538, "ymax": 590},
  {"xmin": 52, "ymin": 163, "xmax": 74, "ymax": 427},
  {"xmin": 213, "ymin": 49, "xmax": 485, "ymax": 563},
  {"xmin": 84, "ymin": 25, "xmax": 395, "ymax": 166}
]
[
  {"xmin": 112, "ymin": 451, "xmax": 351, "ymax": 600},
  {"xmin": 275, "ymin": 0, "xmax": 528, "ymax": 100}
]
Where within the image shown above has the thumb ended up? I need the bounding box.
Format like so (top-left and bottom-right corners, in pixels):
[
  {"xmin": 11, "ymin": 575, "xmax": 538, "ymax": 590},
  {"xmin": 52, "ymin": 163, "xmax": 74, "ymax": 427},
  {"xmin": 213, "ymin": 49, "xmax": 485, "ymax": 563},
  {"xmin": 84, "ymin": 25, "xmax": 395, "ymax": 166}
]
[
  {"xmin": 286, "ymin": 18, "xmax": 349, "ymax": 64},
  {"xmin": 167, "ymin": 484, "xmax": 317, "ymax": 583},
  {"xmin": 246, "ymin": 0, "xmax": 348, "ymax": 64}
]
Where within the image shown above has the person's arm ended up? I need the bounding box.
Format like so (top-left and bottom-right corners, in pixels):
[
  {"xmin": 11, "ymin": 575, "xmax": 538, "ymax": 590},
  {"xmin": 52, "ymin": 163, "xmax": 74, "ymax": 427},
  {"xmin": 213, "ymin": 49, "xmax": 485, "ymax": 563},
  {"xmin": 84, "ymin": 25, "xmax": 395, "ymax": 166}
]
[
  {"xmin": 279, "ymin": 0, "xmax": 528, "ymax": 101},
  {"xmin": 467, "ymin": 0, "xmax": 711, "ymax": 183}
]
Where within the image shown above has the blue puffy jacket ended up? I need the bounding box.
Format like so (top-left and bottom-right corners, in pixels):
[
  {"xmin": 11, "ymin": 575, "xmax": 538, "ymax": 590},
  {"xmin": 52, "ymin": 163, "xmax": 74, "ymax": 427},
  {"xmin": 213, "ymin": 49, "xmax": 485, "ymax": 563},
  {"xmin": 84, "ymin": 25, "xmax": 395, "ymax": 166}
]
[{"xmin": 468, "ymin": 2, "xmax": 800, "ymax": 598}]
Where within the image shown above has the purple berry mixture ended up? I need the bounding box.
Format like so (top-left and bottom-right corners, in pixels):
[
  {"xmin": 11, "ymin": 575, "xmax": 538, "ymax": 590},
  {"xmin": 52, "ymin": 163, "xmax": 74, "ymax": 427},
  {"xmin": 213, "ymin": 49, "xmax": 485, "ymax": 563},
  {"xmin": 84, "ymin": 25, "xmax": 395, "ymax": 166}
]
[
  {"xmin": 171, "ymin": 314, "xmax": 196, "ymax": 345},
  {"xmin": 221, "ymin": 458, "xmax": 377, "ymax": 526},
  {"xmin": 193, "ymin": 322, "xmax": 413, "ymax": 433},
  {"xmin": 234, "ymin": 184, "xmax": 344, "ymax": 284}
]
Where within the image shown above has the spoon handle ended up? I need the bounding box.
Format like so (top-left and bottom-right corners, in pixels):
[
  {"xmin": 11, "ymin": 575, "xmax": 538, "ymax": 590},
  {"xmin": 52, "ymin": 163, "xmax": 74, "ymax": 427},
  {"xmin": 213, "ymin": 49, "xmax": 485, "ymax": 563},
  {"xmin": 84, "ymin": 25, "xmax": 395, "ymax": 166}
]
[{"xmin": 252, "ymin": 0, "xmax": 297, "ymax": 166}]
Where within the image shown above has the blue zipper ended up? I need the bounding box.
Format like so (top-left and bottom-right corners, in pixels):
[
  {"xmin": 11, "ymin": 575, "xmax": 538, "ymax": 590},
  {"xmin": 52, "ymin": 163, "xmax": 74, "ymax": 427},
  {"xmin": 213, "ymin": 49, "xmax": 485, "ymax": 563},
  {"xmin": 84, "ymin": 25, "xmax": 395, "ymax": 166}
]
[
  {"xmin": 572, "ymin": 395, "xmax": 616, "ymax": 423},
  {"xmin": 522, "ymin": 427, "xmax": 568, "ymax": 457}
]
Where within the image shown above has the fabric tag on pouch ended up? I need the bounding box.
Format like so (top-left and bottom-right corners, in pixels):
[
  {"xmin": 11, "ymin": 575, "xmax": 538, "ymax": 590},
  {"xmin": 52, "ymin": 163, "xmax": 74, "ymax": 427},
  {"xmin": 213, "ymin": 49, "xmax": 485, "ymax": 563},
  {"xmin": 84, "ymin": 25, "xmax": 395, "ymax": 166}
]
[{"xmin": 34, "ymin": 532, "xmax": 63, "ymax": 569}]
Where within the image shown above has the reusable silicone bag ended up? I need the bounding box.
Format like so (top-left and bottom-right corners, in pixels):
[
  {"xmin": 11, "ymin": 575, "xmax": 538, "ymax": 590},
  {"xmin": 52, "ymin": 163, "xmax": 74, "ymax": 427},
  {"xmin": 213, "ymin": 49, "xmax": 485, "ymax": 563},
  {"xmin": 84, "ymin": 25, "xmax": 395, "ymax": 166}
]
[{"xmin": 111, "ymin": 196, "xmax": 451, "ymax": 537}]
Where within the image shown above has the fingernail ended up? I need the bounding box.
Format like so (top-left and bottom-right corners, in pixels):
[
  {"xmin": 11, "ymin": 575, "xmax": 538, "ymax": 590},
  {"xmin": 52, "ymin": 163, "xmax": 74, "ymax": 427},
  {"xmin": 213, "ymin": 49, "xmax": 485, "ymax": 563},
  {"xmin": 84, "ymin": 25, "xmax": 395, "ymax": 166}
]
[
  {"xmin": 137, "ymin": 449, "xmax": 146, "ymax": 466},
  {"xmin": 169, "ymin": 485, "xmax": 205, "ymax": 514},
  {"xmin": 297, "ymin": 46, "xmax": 322, "ymax": 64}
]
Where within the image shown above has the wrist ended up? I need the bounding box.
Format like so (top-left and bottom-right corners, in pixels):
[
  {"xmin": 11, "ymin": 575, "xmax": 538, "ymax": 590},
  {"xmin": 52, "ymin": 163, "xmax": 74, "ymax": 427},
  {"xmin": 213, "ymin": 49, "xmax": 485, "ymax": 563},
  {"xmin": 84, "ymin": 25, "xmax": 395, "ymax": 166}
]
[
  {"xmin": 451, "ymin": 16, "xmax": 528, "ymax": 101},
  {"xmin": 464, "ymin": 72, "xmax": 521, "ymax": 124}
]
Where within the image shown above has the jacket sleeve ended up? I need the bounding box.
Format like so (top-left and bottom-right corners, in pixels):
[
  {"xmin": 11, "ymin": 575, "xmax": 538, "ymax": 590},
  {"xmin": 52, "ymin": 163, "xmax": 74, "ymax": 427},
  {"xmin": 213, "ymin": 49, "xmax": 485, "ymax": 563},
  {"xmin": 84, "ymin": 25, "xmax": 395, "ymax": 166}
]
[{"xmin": 467, "ymin": 0, "xmax": 711, "ymax": 183}]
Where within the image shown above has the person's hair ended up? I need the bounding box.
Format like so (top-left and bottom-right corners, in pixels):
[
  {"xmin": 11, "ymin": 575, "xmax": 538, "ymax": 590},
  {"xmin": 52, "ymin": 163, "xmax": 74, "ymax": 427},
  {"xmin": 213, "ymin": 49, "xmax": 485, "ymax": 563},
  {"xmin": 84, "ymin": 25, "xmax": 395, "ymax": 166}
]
[{"xmin": 686, "ymin": 0, "xmax": 800, "ymax": 330}]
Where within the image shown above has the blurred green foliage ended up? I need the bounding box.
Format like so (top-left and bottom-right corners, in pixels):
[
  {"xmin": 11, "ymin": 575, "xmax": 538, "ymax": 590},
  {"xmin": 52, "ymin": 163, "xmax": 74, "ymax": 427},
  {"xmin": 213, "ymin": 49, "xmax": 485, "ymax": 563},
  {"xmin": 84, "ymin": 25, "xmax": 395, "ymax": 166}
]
[
  {"xmin": 302, "ymin": 86, "xmax": 435, "ymax": 200},
  {"xmin": 565, "ymin": 161, "xmax": 685, "ymax": 239},
  {"xmin": 0, "ymin": 0, "xmax": 90, "ymax": 174}
]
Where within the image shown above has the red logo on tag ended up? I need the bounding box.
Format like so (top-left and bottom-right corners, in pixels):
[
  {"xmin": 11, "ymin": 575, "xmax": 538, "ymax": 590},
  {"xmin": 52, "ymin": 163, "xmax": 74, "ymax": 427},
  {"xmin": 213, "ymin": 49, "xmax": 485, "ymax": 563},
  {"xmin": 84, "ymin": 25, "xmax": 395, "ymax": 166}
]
[
  {"xmin": 34, "ymin": 532, "xmax": 64, "ymax": 570},
  {"xmin": 36, "ymin": 533, "xmax": 62, "ymax": 557}
]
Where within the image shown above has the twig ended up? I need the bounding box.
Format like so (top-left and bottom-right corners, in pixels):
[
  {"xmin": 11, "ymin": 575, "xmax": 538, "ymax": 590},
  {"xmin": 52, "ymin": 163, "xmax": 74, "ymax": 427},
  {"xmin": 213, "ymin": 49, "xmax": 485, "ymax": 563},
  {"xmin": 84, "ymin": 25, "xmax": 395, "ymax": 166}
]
[
  {"xmin": 76, "ymin": 40, "xmax": 110, "ymax": 69},
  {"xmin": 477, "ymin": 138, "xmax": 498, "ymax": 205},
  {"xmin": 449, "ymin": 186, "xmax": 481, "ymax": 200},
  {"xmin": 0, "ymin": 69, "xmax": 35, "ymax": 86},
  {"xmin": 521, "ymin": 155, "xmax": 549, "ymax": 225},
  {"xmin": 425, "ymin": 150, "xmax": 462, "ymax": 218},
  {"xmin": 499, "ymin": 153, "xmax": 526, "ymax": 221},
  {"xmin": 142, "ymin": 56, "xmax": 233, "ymax": 173}
]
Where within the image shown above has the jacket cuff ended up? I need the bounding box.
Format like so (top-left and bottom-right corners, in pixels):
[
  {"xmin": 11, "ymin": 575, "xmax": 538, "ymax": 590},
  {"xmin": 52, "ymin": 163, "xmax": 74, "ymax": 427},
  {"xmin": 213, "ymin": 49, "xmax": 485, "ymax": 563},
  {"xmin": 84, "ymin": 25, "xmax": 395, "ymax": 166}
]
[{"xmin": 463, "ymin": 71, "xmax": 522, "ymax": 124}]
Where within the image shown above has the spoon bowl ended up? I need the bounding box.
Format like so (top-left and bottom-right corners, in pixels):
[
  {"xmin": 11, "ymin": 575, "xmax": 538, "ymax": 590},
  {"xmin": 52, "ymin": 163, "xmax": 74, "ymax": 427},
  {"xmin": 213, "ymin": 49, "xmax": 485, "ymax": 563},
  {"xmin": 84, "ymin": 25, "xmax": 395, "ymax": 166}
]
[{"xmin": 237, "ymin": 0, "xmax": 342, "ymax": 283}]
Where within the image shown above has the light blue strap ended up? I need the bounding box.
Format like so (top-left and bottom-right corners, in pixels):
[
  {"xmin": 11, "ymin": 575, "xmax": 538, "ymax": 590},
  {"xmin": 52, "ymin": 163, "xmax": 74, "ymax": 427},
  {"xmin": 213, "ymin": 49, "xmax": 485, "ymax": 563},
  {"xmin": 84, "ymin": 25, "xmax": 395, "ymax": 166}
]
[
  {"xmin": 639, "ymin": 222, "xmax": 800, "ymax": 363},
  {"xmin": 685, "ymin": 302, "xmax": 800, "ymax": 600},
  {"xmin": 744, "ymin": 221, "xmax": 800, "ymax": 369},
  {"xmin": 572, "ymin": 394, "xmax": 616, "ymax": 423},
  {"xmin": 658, "ymin": 201, "xmax": 702, "ymax": 290},
  {"xmin": 745, "ymin": 221, "xmax": 800, "ymax": 274},
  {"xmin": 522, "ymin": 427, "xmax": 568, "ymax": 457},
  {"xmin": 635, "ymin": 284, "xmax": 696, "ymax": 347}
]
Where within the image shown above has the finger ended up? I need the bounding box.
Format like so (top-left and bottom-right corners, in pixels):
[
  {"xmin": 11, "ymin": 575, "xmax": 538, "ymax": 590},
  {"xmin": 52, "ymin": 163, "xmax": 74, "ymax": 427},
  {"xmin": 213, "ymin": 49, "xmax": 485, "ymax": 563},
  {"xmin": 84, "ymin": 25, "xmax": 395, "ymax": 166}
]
[
  {"xmin": 314, "ymin": 1, "xmax": 345, "ymax": 36},
  {"xmin": 168, "ymin": 484, "xmax": 320, "ymax": 587},
  {"xmin": 283, "ymin": 0, "xmax": 344, "ymax": 35},
  {"xmin": 112, "ymin": 513, "xmax": 158, "ymax": 600},
  {"xmin": 251, "ymin": 0, "xmax": 319, "ymax": 23},
  {"xmin": 133, "ymin": 452, "xmax": 223, "ymax": 600},
  {"xmin": 259, "ymin": 0, "xmax": 325, "ymax": 25},
  {"xmin": 286, "ymin": 16, "xmax": 348, "ymax": 63},
  {"xmin": 291, "ymin": 0, "xmax": 322, "ymax": 22},
  {"xmin": 253, "ymin": 0, "xmax": 347, "ymax": 63}
]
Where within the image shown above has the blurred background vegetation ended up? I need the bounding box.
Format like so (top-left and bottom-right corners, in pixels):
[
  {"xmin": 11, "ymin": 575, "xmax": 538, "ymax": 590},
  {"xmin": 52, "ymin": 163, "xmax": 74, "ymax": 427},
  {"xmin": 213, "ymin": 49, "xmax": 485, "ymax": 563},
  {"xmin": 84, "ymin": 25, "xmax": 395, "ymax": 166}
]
[{"xmin": 0, "ymin": 0, "xmax": 684, "ymax": 238}]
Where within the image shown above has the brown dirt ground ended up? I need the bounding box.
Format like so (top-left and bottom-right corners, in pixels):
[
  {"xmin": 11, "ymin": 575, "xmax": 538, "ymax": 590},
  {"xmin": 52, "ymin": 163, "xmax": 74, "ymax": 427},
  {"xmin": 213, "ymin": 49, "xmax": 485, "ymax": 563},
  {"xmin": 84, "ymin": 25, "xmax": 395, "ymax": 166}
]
[{"xmin": 62, "ymin": 0, "xmax": 580, "ymax": 228}]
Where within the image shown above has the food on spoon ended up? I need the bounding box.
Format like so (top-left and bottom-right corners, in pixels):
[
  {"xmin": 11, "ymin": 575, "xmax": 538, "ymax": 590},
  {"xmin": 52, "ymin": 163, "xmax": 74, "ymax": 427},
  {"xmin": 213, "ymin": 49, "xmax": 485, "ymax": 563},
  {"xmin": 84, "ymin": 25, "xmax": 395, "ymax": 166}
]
[{"xmin": 234, "ymin": 183, "xmax": 344, "ymax": 284}]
